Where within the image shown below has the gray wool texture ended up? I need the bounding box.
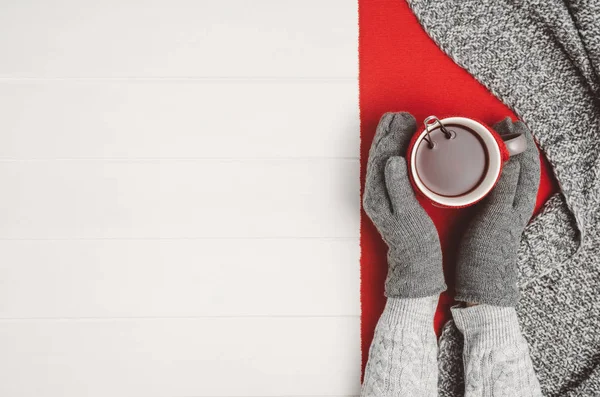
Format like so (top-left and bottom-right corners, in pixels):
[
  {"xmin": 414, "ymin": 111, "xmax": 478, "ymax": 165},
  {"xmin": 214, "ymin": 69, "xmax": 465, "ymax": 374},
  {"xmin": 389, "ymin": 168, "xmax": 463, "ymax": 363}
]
[
  {"xmin": 363, "ymin": 112, "xmax": 446, "ymax": 298},
  {"xmin": 361, "ymin": 296, "xmax": 439, "ymax": 396},
  {"xmin": 451, "ymin": 305, "xmax": 543, "ymax": 397},
  {"xmin": 405, "ymin": 0, "xmax": 600, "ymax": 395},
  {"xmin": 456, "ymin": 119, "xmax": 540, "ymax": 307},
  {"xmin": 361, "ymin": 297, "xmax": 543, "ymax": 397}
]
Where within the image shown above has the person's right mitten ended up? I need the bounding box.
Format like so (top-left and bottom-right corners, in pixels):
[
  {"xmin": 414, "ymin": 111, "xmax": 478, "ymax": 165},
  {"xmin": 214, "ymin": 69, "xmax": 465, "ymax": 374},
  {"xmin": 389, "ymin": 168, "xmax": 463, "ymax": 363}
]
[
  {"xmin": 363, "ymin": 112, "xmax": 446, "ymax": 299},
  {"xmin": 455, "ymin": 118, "xmax": 540, "ymax": 306}
]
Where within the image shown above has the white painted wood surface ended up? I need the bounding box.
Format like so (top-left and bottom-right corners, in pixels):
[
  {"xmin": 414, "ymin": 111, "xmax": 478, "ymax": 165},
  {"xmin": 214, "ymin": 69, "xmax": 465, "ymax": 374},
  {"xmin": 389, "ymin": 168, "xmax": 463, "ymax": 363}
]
[
  {"xmin": 0, "ymin": 317, "xmax": 360, "ymax": 396},
  {"xmin": 0, "ymin": 81, "xmax": 359, "ymax": 159},
  {"xmin": 0, "ymin": 160, "xmax": 358, "ymax": 239},
  {"xmin": 0, "ymin": 239, "xmax": 359, "ymax": 318},
  {"xmin": 0, "ymin": 0, "xmax": 360, "ymax": 396},
  {"xmin": 0, "ymin": 0, "xmax": 357, "ymax": 78}
]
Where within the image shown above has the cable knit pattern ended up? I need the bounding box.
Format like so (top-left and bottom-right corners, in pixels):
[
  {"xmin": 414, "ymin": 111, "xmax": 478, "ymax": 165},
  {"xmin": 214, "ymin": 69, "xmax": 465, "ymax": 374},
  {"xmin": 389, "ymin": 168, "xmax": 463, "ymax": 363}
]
[
  {"xmin": 362, "ymin": 299, "xmax": 544, "ymax": 397},
  {"xmin": 361, "ymin": 297, "xmax": 438, "ymax": 397},
  {"xmin": 452, "ymin": 305, "xmax": 543, "ymax": 397}
]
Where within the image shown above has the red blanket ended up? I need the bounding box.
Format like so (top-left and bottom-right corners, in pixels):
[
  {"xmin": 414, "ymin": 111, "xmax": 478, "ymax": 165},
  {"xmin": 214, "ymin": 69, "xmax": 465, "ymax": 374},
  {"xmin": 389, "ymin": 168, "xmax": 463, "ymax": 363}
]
[{"xmin": 359, "ymin": 0, "xmax": 558, "ymax": 375}]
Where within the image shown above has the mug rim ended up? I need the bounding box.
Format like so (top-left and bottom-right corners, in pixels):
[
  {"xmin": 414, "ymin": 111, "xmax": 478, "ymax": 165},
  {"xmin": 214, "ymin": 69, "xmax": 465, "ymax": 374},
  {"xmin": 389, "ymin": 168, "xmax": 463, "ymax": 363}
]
[{"xmin": 409, "ymin": 116, "xmax": 502, "ymax": 207}]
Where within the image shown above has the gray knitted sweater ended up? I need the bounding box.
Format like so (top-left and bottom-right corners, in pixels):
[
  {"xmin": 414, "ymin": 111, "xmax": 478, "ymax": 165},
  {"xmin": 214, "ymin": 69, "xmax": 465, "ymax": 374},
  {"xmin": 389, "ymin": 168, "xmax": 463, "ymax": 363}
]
[{"xmin": 404, "ymin": 0, "xmax": 600, "ymax": 395}]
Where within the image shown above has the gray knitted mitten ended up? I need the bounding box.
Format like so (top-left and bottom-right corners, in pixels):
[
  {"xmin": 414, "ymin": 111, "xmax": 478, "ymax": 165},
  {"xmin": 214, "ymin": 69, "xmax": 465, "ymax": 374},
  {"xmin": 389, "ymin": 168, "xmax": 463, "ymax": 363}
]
[
  {"xmin": 363, "ymin": 112, "xmax": 446, "ymax": 298},
  {"xmin": 455, "ymin": 118, "xmax": 540, "ymax": 306}
]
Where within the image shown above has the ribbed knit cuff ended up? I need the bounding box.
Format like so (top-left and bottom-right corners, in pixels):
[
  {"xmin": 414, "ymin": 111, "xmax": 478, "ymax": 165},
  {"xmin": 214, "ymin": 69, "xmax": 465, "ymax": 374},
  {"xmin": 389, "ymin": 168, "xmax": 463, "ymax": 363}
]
[
  {"xmin": 454, "ymin": 288, "xmax": 518, "ymax": 307},
  {"xmin": 451, "ymin": 304, "xmax": 522, "ymax": 349},
  {"xmin": 381, "ymin": 296, "xmax": 438, "ymax": 329}
]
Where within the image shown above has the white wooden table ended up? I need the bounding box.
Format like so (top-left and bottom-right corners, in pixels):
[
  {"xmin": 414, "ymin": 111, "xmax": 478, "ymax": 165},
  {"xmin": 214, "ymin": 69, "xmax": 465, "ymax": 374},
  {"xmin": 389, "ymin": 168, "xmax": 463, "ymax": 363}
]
[{"xmin": 0, "ymin": 1, "xmax": 360, "ymax": 396}]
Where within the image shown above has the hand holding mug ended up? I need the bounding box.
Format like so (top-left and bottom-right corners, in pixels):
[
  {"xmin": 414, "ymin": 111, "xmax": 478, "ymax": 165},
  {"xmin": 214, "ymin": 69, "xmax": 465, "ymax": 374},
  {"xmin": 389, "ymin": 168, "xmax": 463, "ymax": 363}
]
[
  {"xmin": 454, "ymin": 118, "xmax": 540, "ymax": 306},
  {"xmin": 363, "ymin": 112, "xmax": 446, "ymax": 299}
]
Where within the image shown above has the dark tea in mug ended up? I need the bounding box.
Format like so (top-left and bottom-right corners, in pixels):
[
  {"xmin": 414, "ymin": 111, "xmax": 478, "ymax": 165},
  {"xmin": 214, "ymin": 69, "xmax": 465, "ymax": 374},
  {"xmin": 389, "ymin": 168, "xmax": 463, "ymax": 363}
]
[{"xmin": 409, "ymin": 116, "xmax": 526, "ymax": 207}]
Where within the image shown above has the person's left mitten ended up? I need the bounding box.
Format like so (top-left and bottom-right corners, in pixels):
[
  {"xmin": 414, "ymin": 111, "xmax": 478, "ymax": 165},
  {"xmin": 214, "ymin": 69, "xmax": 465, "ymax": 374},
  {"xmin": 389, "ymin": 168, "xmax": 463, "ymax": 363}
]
[
  {"xmin": 454, "ymin": 118, "xmax": 540, "ymax": 306},
  {"xmin": 363, "ymin": 112, "xmax": 446, "ymax": 298}
]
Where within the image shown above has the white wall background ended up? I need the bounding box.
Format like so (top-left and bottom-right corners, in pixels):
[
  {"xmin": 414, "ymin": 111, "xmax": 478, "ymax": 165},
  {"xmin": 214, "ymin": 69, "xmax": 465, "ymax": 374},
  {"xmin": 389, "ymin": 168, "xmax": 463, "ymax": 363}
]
[{"xmin": 0, "ymin": 1, "xmax": 360, "ymax": 396}]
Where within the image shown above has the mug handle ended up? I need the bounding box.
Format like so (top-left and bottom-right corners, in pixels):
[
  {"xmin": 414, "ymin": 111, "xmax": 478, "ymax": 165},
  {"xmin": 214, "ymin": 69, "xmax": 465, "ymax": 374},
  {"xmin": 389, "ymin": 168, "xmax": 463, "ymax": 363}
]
[{"xmin": 502, "ymin": 133, "xmax": 527, "ymax": 156}]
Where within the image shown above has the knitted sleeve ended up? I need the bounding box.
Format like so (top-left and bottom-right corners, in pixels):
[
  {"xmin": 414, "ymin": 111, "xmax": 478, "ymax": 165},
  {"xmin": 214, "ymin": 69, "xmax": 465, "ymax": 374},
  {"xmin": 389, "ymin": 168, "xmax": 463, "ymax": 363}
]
[
  {"xmin": 361, "ymin": 296, "xmax": 438, "ymax": 397},
  {"xmin": 451, "ymin": 305, "xmax": 542, "ymax": 397}
]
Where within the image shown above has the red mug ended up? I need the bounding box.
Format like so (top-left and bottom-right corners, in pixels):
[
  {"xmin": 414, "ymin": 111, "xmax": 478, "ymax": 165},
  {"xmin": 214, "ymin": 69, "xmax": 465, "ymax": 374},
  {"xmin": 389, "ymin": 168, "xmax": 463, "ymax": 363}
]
[{"xmin": 408, "ymin": 116, "xmax": 527, "ymax": 208}]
